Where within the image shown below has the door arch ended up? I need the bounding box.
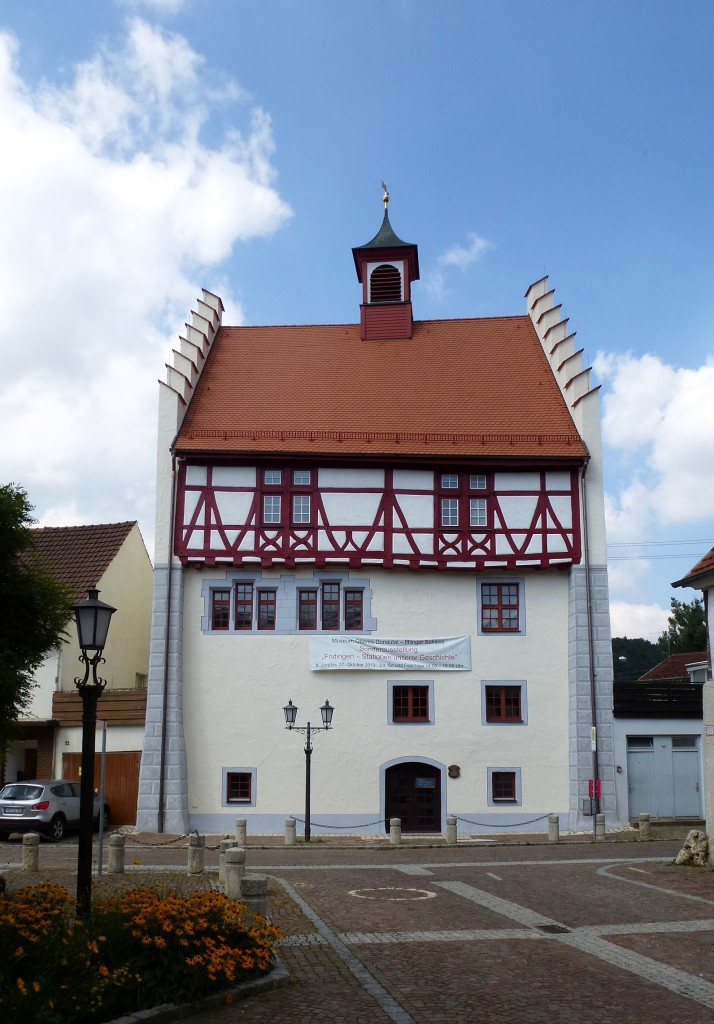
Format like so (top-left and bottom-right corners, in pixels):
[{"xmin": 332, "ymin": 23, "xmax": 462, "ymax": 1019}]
[{"xmin": 384, "ymin": 760, "xmax": 443, "ymax": 833}]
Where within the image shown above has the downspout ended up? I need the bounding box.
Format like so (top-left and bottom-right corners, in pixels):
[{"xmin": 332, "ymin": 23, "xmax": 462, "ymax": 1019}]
[
  {"xmin": 158, "ymin": 453, "xmax": 178, "ymax": 833},
  {"xmin": 580, "ymin": 460, "xmax": 600, "ymax": 828}
]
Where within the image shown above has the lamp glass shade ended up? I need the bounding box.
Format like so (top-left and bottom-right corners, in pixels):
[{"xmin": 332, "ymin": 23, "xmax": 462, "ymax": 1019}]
[
  {"xmin": 283, "ymin": 700, "xmax": 298, "ymax": 727},
  {"xmin": 320, "ymin": 699, "xmax": 334, "ymax": 728},
  {"xmin": 72, "ymin": 588, "xmax": 116, "ymax": 652}
]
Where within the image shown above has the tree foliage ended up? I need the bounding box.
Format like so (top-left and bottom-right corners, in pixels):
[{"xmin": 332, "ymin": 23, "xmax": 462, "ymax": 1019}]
[
  {"xmin": 0, "ymin": 484, "xmax": 74, "ymax": 751},
  {"xmin": 612, "ymin": 636, "xmax": 663, "ymax": 682},
  {"xmin": 657, "ymin": 597, "xmax": 707, "ymax": 655}
]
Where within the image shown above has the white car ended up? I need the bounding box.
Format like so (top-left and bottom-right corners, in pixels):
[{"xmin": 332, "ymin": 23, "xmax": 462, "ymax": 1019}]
[{"xmin": 0, "ymin": 779, "xmax": 110, "ymax": 841}]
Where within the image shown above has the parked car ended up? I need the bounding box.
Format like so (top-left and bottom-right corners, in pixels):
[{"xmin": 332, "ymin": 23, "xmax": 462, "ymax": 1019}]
[{"xmin": 0, "ymin": 779, "xmax": 110, "ymax": 841}]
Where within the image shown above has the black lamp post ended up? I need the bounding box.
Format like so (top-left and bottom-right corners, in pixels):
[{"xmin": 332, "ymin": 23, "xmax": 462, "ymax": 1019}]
[
  {"xmin": 283, "ymin": 699, "xmax": 334, "ymax": 842},
  {"xmin": 71, "ymin": 587, "xmax": 116, "ymax": 919}
]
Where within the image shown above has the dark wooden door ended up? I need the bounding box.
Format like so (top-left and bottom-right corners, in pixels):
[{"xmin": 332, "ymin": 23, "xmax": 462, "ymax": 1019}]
[
  {"xmin": 385, "ymin": 762, "xmax": 441, "ymax": 833},
  {"xmin": 62, "ymin": 751, "xmax": 141, "ymax": 828}
]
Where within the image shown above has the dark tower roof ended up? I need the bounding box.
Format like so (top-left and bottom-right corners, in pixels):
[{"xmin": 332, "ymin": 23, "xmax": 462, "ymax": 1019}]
[{"xmin": 352, "ymin": 205, "xmax": 420, "ymax": 282}]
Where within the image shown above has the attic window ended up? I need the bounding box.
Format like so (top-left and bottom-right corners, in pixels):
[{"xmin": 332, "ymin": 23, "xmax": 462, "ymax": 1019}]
[{"xmin": 370, "ymin": 264, "xmax": 402, "ymax": 303}]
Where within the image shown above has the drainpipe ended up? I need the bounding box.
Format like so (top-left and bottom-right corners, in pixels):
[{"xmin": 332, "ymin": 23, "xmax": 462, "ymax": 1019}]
[
  {"xmin": 157, "ymin": 453, "xmax": 178, "ymax": 833},
  {"xmin": 580, "ymin": 461, "xmax": 600, "ymax": 832}
]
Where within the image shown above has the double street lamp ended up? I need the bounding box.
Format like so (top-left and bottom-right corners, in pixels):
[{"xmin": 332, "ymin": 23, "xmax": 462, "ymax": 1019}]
[
  {"xmin": 283, "ymin": 699, "xmax": 334, "ymax": 843},
  {"xmin": 71, "ymin": 587, "xmax": 116, "ymax": 919}
]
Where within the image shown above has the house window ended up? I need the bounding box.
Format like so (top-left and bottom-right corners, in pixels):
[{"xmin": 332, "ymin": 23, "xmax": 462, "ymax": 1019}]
[
  {"xmin": 392, "ymin": 685, "xmax": 430, "ymax": 722},
  {"xmin": 441, "ymin": 498, "xmax": 459, "ymax": 527},
  {"xmin": 235, "ymin": 583, "xmax": 254, "ymax": 630},
  {"xmin": 226, "ymin": 772, "xmax": 252, "ymax": 802},
  {"xmin": 370, "ymin": 263, "xmax": 402, "ymax": 303},
  {"xmin": 321, "ymin": 583, "xmax": 340, "ymax": 630},
  {"xmin": 293, "ymin": 470, "xmax": 311, "ymax": 485},
  {"xmin": 264, "ymin": 470, "xmax": 282, "ymax": 485},
  {"xmin": 441, "ymin": 474, "xmax": 459, "ymax": 489},
  {"xmin": 298, "ymin": 589, "xmax": 318, "ymax": 630},
  {"xmin": 293, "ymin": 495, "xmax": 311, "ymax": 524},
  {"xmin": 485, "ymin": 685, "xmax": 522, "ymax": 722},
  {"xmin": 469, "ymin": 474, "xmax": 486, "ymax": 489},
  {"xmin": 211, "ymin": 589, "xmax": 231, "ymax": 630},
  {"xmin": 491, "ymin": 771, "xmax": 516, "ymax": 801},
  {"xmin": 487, "ymin": 767, "xmax": 522, "ymax": 806},
  {"xmin": 481, "ymin": 582, "xmax": 520, "ymax": 633},
  {"xmin": 344, "ymin": 589, "xmax": 363, "ymax": 631},
  {"xmin": 257, "ymin": 590, "xmax": 276, "ymax": 631},
  {"xmin": 470, "ymin": 498, "xmax": 487, "ymax": 527},
  {"xmin": 263, "ymin": 495, "xmax": 281, "ymax": 524}
]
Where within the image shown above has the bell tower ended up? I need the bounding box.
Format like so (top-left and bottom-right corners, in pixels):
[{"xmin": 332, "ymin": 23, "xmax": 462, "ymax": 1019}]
[{"xmin": 352, "ymin": 184, "xmax": 420, "ymax": 340}]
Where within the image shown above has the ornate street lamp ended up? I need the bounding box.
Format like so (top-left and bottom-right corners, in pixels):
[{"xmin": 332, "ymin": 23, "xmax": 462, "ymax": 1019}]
[
  {"xmin": 71, "ymin": 587, "xmax": 116, "ymax": 919},
  {"xmin": 283, "ymin": 699, "xmax": 334, "ymax": 842}
]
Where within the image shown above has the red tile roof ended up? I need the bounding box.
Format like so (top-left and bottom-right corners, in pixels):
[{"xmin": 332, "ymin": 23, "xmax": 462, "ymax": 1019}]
[
  {"xmin": 639, "ymin": 652, "xmax": 708, "ymax": 680},
  {"xmin": 674, "ymin": 546, "xmax": 714, "ymax": 588},
  {"xmin": 175, "ymin": 317, "xmax": 587, "ymax": 460},
  {"xmin": 30, "ymin": 522, "xmax": 136, "ymax": 601}
]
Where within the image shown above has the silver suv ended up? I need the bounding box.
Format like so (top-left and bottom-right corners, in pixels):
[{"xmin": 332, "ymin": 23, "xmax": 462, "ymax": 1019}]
[{"xmin": 0, "ymin": 779, "xmax": 110, "ymax": 841}]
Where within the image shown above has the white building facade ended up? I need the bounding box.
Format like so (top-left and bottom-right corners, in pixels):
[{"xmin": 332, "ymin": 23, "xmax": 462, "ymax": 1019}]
[{"xmin": 137, "ymin": 206, "xmax": 616, "ymax": 836}]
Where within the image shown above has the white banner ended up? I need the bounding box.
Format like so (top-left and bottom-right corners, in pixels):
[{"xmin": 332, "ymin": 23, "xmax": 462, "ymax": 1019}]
[{"xmin": 309, "ymin": 635, "xmax": 471, "ymax": 671}]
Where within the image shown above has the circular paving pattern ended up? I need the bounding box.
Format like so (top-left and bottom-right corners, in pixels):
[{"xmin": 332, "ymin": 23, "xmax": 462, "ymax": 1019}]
[{"xmin": 348, "ymin": 886, "xmax": 437, "ymax": 901}]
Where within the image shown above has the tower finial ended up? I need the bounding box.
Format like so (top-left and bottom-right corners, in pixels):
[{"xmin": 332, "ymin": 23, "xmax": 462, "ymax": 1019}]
[{"xmin": 381, "ymin": 180, "xmax": 389, "ymax": 210}]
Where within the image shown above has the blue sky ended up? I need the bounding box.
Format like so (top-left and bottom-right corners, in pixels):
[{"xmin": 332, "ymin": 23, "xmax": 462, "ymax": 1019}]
[{"xmin": 0, "ymin": 0, "xmax": 712, "ymax": 641}]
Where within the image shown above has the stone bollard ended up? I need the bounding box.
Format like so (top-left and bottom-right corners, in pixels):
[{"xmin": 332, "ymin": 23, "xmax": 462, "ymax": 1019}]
[
  {"xmin": 285, "ymin": 817, "xmax": 297, "ymax": 846},
  {"xmin": 638, "ymin": 813, "xmax": 651, "ymax": 841},
  {"xmin": 21, "ymin": 832, "xmax": 40, "ymax": 872},
  {"xmin": 389, "ymin": 817, "xmax": 402, "ymax": 847},
  {"xmin": 218, "ymin": 838, "xmax": 234, "ymax": 885},
  {"xmin": 594, "ymin": 813, "xmax": 606, "ymax": 842},
  {"xmin": 187, "ymin": 833, "xmax": 205, "ymax": 875},
  {"xmin": 240, "ymin": 874, "xmax": 268, "ymax": 920},
  {"xmin": 446, "ymin": 815, "xmax": 458, "ymax": 846},
  {"xmin": 107, "ymin": 833, "xmax": 126, "ymax": 874},
  {"xmin": 235, "ymin": 818, "xmax": 247, "ymax": 847},
  {"xmin": 224, "ymin": 847, "xmax": 247, "ymax": 899},
  {"xmin": 548, "ymin": 814, "xmax": 560, "ymax": 844}
]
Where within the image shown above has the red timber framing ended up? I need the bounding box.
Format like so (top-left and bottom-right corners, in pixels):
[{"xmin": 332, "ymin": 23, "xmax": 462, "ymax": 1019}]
[{"xmin": 174, "ymin": 462, "xmax": 583, "ymax": 571}]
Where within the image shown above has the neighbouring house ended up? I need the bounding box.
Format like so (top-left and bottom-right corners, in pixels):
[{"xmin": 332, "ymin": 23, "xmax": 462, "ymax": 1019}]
[
  {"xmin": 137, "ymin": 197, "xmax": 616, "ymax": 837},
  {"xmin": 674, "ymin": 548, "xmax": 714, "ymax": 857},
  {"xmin": 613, "ymin": 652, "xmax": 706, "ymax": 821},
  {"xmin": 3, "ymin": 522, "xmax": 153, "ymax": 827}
]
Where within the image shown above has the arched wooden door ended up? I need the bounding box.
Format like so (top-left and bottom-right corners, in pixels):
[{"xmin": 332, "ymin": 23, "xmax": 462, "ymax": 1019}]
[{"xmin": 385, "ymin": 762, "xmax": 441, "ymax": 833}]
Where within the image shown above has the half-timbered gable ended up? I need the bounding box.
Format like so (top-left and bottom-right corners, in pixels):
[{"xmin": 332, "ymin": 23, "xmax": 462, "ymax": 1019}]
[{"xmin": 137, "ymin": 197, "xmax": 617, "ymax": 838}]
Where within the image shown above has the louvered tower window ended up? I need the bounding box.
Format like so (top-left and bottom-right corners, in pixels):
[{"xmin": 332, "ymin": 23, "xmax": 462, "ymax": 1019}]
[{"xmin": 369, "ymin": 264, "xmax": 402, "ymax": 303}]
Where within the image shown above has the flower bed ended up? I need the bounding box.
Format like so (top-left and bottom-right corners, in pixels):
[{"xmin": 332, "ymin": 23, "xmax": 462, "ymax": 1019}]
[{"xmin": 0, "ymin": 881, "xmax": 283, "ymax": 1023}]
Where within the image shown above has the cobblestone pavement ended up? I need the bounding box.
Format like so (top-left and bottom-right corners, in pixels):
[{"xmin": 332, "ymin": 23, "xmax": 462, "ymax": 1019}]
[{"xmin": 2, "ymin": 834, "xmax": 713, "ymax": 1022}]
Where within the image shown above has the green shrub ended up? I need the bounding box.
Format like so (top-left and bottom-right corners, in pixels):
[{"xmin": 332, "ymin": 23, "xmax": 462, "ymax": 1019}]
[{"xmin": 0, "ymin": 881, "xmax": 282, "ymax": 1023}]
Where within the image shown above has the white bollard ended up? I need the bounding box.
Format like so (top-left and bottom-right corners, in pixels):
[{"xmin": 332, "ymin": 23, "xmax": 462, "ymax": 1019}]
[
  {"xmin": 595, "ymin": 813, "xmax": 606, "ymax": 842},
  {"xmin": 548, "ymin": 814, "xmax": 560, "ymax": 844},
  {"xmin": 218, "ymin": 838, "xmax": 233, "ymax": 885},
  {"xmin": 240, "ymin": 874, "xmax": 268, "ymax": 919},
  {"xmin": 389, "ymin": 817, "xmax": 402, "ymax": 847},
  {"xmin": 446, "ymin": 815, "xmax": 458, "ymax": 845},
  {"xmin": 224, "ymin": 847, "xmax": 247, "ymax": 899},
  {"xmin": 638, "ymin": 813, "xmax": 651, "ymax": 841},
  {"xmin": 107, "ymin": 833, "xmax": 125, "ymax": 874},
  {"xmin": 285, "ymin": 817, "xmax": 297, "ymax": 846},
  {"xmin": 235, "ymin": 818, "xmax": 247, "ymax": 847},
  {"xmin": 187, "ymin": 833, "xmax": 205, "ymax": 874},
  {"xmin": 21, "ymin": 832, "xmax": 40, "ymax": 872}
]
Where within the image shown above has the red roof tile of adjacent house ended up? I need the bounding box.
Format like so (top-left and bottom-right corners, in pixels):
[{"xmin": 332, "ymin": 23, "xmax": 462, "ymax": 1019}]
[
  {"xmin": 673, "ymin": 546, "xmax": 714, "ymax": 588},
  {"xmin": 639, "ymin": 652, "xmax": 708, "ymax": 681},
  {"xmin": 30, "ymin": 522, "xmax": 136, "ymax": 601},
  {"xmin": 174, "ymin": 317, "xmax": 588, "ymax": 460}
]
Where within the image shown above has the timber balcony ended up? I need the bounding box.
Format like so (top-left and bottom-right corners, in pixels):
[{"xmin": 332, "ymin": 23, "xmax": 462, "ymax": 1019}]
[{"xmin": 613, "ymin": 680, "xmax": 703, "ymax": 719}]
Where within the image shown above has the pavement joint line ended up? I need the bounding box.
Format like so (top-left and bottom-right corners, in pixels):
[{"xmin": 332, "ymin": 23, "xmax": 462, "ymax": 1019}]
[
  {"xmin": 275, "ymin": 876, "xmax": 417, "ymax": 1024},
  {"xmin": 436, "ymin": 879, "xmax": 562, "ymax": 927},
  {"xmin": 596, "ymin": 863, "xmax": 714, "ymax": 906}
]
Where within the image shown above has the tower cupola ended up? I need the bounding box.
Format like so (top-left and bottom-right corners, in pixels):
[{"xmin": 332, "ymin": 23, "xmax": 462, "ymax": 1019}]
[{"xmin": 352, "ymin": 184, "xmax": 420, "ymax": 340}]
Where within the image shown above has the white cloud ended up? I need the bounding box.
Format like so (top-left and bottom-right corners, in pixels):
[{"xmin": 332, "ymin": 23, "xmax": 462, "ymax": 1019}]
[
  {"xmin": 423, "ymin": 231, "xmax": 493, "ymax": 300},
  {"xmin": 118, "ymin": 0, "xmax": 187, "ymax": 14},
  {"xmin": 609, "ymin": 600, "xmax": 668, "ymax": 642},
  {"xmin": 0, "ymin": 21, "xmax": 291, "ymax": 553},
  {"xmin": 596, "ymin": 351, "xmax": 714, "ymax": 525}
]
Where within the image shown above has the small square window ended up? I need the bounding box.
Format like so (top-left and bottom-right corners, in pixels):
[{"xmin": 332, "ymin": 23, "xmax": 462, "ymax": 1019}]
[
  {"xmin": 441, "ymin": 473, "xmax": 459, "ymax": 489},
  {"xmin": 481, "ymin": 582, "xmax": 521, "ymax": 632},
  {"xmin": 293, "ymin": 470, "xmax": 311, "ymax": 485},
  {"xmin": 226, "ymin": 772, "xmax": 252, "ymax": 802},
  {"xmin": 393, "ymin": 685, "xmax": 429, "ymax": 721},
  {"xmin": 469, "ymin": 474, "xmax": 487, "ymax": 490},
  {"xmin": 491, "ymin": 771, "xmax": 516, "ymax": 802},
  {"xmin": 293, "ymin": 495, "xmax": 311, "ymax": 524},
  {"xmin": 485, "ymin": 685, "xmax": 522, "ymax": 722},
  {"xmin": 264, "ymin": 470, "xmax": 282, "ymax": 485}
]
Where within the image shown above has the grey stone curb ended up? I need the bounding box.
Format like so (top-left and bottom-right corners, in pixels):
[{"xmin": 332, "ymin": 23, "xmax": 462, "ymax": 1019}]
[{"xmin": 108, "ymin": 955, "xmax": 289, "ymax": 1023}]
